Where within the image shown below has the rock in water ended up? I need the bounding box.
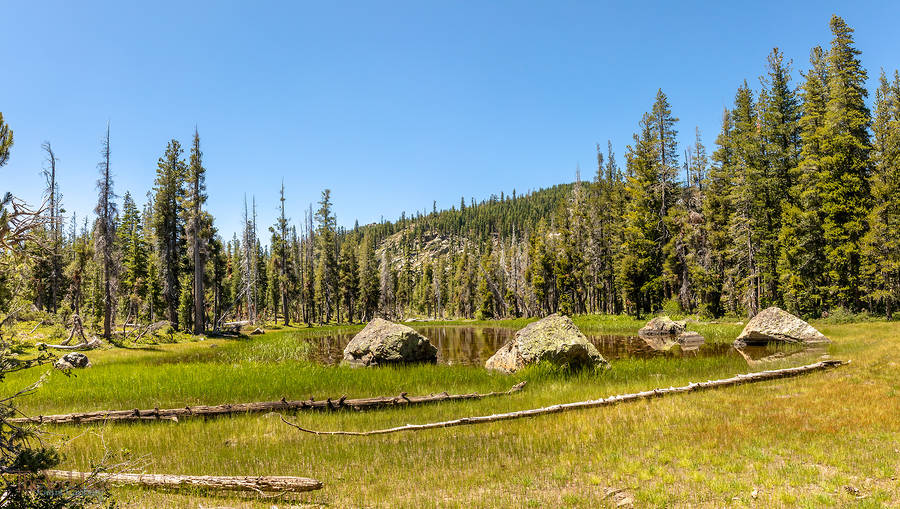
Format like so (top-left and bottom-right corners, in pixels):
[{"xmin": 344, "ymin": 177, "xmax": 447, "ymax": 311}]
[
  {"xmin": 54, "ymin": 352, "xmax": 91, "ymax": 370},
  {"xmin": 639, "ymin": 316, "xmax": 687, "ymax": 336},
  {"xmin": 735, "ymin": 306, "xmax": 830, "ymax": 345},
  {"xmin": 342, "ymin": 318, "xmax": 438, "ymax": 367},
  {"xmin": 676, "ymin": 331, "xmax": 706, "ymax": 350},
  {"xmin": 485, "ymin": 314, "xmax": 609, "ymax": 373}
]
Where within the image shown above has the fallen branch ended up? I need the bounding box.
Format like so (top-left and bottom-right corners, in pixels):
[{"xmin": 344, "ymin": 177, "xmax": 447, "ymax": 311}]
[
  {"xmin": 282, "ymin": 360, "xmax": 848, "ymax": 436},
  {"xmin": 131, "ymin": 320, "xmax": 170, "ymax": 343},
  {"xmin": 38, "ymin": 338, "xmax": 101, "ymax": 351},
  {"xmin": 11, "ymin": 382, "xmax": 526, "ymax": 425},
  {"xmin": 42, "ymin": 470, "xmax": 322, "ymax": 494},
  {"xmin": 27, "ymin": 320, "xmax": 46, "ymax": 335}
]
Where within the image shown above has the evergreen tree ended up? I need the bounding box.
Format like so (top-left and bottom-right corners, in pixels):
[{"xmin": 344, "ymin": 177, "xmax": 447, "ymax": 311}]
[
  {"xmin": 339, "ymin": 235, "xmax": 360, "ymax": 322},
  {"xmin": 152, "ymin": 139, "xmax": 187, "ymax": 328},
  {"xmin": 820, "ymin": 15, "xmax": 872, "ymax": 309},
  {"xmin": 779, "ymin": 47, "xmax": 829, "ymax": 316},
  {"xmin": 358, "ymin": 233, "xmax": 380, "ymax": 321},
  {"xmin": 186, "ymin": 128, "xmax": 208, "ymax": 333},
  {"xmin": 315, "ymin": 189, "xmax": 338, "ymax": 322},
  {"xmin": 119, "ymin": 192, "xmax": 148, "ymax": 323},
  {"xmin": 861, "ymin": 70, "xmax": 900, "ymax": 317}
]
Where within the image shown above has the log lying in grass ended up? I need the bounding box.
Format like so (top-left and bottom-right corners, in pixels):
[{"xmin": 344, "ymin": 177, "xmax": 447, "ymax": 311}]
[
  {"xmin": 37, "ymin": 338, "xmax": 102, "ymax": 350},
  {"xmin": 282, "ymin": 360, "xmax": 848, "ymax": 436},
  {"xmin": 12, "ymin": 381, "xmax": 527, "ymax": 425},
  {"xmin": 43, "ymin": 470, "xmax": 322, "ymax": 494}
]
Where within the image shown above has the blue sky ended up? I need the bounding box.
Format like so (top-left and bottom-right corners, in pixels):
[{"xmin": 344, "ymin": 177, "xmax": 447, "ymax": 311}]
[{"xmin": 3, "ymin": 1, "xmax": 899, "ymax": 239}]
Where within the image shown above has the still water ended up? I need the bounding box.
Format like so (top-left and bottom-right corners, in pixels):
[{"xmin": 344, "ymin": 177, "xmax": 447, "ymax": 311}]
[{"xmin": 299, "ymin": 325, "xmax": 799, "ymax": 366}]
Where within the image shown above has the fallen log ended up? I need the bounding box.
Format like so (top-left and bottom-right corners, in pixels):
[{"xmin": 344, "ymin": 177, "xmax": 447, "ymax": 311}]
[
  {"xmin": 43, "ymin": 470, "xmax": 322, "ymax": 494},
  {"xmin": 282, "ymin": 360, "xmax": 848, "ymax": 436},
  {"xmin": 38, "ymin": 338, "xmax": 102, "ymax": 350},
  {"xmin": 11, "ymin": 381, "xmax": 526, "ymax": 425}
]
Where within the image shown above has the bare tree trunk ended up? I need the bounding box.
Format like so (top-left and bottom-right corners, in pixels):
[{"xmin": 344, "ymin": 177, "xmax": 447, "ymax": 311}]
[
  {"xmin": 42, "ymin": 470, "xmax": 322, "ymax": 494},
  {"xmin": 12, "ymin": 382, "xmax": 526, "ymax": 424},
  {"xmin": 284, "ymin": 361, "xmax": 847, "ymax": 436}
]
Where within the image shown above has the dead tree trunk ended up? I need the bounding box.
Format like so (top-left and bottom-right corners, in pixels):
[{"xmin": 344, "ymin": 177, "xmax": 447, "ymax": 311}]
[
  {"xmin": 12, "ymin": 382, "xmax": 526, "ymax": 425},
  {"xmin": 43, "ymin": 470, "xmax": 322, "ymax": 494},
  {"xmin": 282, "ymin": 360, "xmax": 847, "ymax": 436}
]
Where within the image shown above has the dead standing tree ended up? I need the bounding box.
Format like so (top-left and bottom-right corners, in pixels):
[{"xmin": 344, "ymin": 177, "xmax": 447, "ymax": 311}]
[{"xmin": 95, "ymin": 123, "xmax": 117, "ymax": 340}]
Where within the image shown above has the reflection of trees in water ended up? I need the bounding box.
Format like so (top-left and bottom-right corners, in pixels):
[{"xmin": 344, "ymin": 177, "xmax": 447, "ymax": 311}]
[{"xmin": 301, "ymin": 327, "xmax": 751, "ymax": 366}]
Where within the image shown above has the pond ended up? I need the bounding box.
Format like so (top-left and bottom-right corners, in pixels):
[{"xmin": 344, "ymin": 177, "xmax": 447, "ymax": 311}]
[{"xmin": 298, "ymin": 325, "xmax": 802, "ymax": 366}]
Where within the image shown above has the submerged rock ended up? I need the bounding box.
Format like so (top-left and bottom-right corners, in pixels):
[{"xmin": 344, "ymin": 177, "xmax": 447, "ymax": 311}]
[
  {"xmin": 485, "ymin": 314, "xmax": 609, "ymax": 373},
  {"xmin": 342, "ymin": 318, "xmax": 438, "ymax": 367},
  {"xmin": 676, "ymin": 331, "xmax": 706, "ymax": 350},
  {"xmin": 54, "ymin": 352, "xmax": 91, "ymax": 370},
  {"xmin": 640, "ymin": 330, "xmax": 705, "ymax": 352},
  {"xmin": 639, "ymin": 316, "xmax": 687, "ymax": 336},
  {"xmin": 734, "ymin": 306, "xmax": 830, "ymax": 346}
]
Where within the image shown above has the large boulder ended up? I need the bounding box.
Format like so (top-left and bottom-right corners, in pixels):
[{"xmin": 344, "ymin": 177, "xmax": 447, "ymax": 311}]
[
  {"xmin": 54, "ymin": 352, "xmax": 91, "ymax": 370},
  {"xmin": 485, "ymin": 314, "xmax": 609, "ymax": 373},
  {"xmin": 342, "ymin": 318, "xmax": 438, "ymax": 367},
  {"xmin": 639, "ymin": 316, "xmax": 687, "ymax": 336},
  {"xmin": 735, "ymin": 306, "xmax": 830, "ymax": 345}
]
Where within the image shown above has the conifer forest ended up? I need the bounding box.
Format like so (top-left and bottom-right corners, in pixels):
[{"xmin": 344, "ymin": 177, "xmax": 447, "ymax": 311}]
[{"xmin": 3, "ymin": 17, "xmax": 897, "ymax": 333}]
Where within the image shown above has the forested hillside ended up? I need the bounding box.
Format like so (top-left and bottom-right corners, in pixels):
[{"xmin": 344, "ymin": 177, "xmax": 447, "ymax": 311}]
[{"xmin": 1, "ymin": 15, "xmax": 898, "ymax": 335}]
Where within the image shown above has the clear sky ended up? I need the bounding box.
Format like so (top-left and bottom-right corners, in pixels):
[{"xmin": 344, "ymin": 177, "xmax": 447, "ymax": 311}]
[{"xmin": 3, "ymin": 1, "xmax": 899, "ymax": 239}]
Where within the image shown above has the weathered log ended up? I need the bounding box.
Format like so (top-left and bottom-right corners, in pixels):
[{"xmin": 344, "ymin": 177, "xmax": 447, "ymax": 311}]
[
  {"xmin": 38, "ymin": 338, "xmax": 102, "ymax": 350},
  {"xmin": 43, "ymin": 470, "xmax": 322, "ymax": 494},
  {"xmin": 282, "ymin": 360, "xmax": 848, "ymax": 436},
  {"xmin": 11, "ymin": 382, "xmax": 526, "ymax": 425}
]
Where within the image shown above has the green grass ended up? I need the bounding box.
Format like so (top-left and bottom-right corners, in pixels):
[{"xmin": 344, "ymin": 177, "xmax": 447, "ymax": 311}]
[{"xmin": 3, "ymin": 317, "xmax": 898, "ymax": 507}]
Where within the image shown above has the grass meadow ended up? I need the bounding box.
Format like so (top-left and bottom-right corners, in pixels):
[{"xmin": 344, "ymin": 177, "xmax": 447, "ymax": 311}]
[{"xmin": 4, "ymin": 316, "xmax": 898, "ymax": 507}]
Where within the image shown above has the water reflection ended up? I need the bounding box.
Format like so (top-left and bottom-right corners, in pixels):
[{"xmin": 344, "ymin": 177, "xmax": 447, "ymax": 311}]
[{"xmin": 303, "ymin": 326, "xmax": 758, "ymax": 366}]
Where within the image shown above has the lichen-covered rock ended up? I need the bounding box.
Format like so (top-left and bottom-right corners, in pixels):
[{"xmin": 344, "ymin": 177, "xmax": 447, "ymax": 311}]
[
  {"xmin": 342, "ymin": 318, "xmax": 438, "ymax": 367},
  {"xmin": 485, "ymin": 314, "xmax": 608, "ymax": 373},
  {"xmin": 54, "ymin": 352, "xmax": 91, "ymax": 370},
  {"xmin": 735, "ymin": 306, "xmax": 830, "ymax": 345},
  {"xmin": 639, "ymin": 316, "xmax": 687, "ymax": 336}
]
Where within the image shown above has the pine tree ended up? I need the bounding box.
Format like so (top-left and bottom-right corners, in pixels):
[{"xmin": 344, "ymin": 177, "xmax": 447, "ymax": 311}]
[
  {"xmin": 315, "ymin": 189, "xmax": 338, "ymax": 322},
  {"xmin": 187, "ymin": 128, "xmax": 208, "ymax": 334},
  {"xmin": 779, "ymin": 47, "xmax": 829, "ymax": 316},
  {"xmin": 119, "ymin": 192, "xmax": 148, "ymax": 323},
  {"xmin": 152, "ymin": 139, "xmax": 187, "ymax": 328},
  {"xmin": 820, "ymin": 15, "xmax": 872, "ymax": 309},
  {"xmin": 271, "ymin": 181, "xmax": 291, "ymax": 325},
  {"xmin": 358, "ymin": 233, "xmax": 380, "ymax": 321},
  {"xmin": 758, "ymin": 48, "xmax": 801, "ymax": 305},
  {"xmin": 619, "ymin": 107, "xmax": 664, "ymax": 316},
  {"xmin": 702, "ymin": 112, "xmax": 733, "ymax": 317},
  {"xmin": 339, "ymin": 235, "xmax": 360, "ymax": 322},
  {"xmin": 861, "ymin": 70, "xmax": 900, "ymax": 317},
  {"xmin": 726, "ymin": 82, "xmax": 763, "ymax": 316}
]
